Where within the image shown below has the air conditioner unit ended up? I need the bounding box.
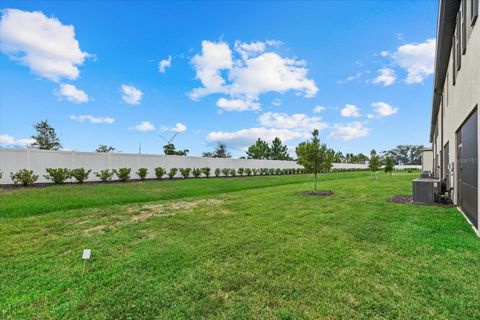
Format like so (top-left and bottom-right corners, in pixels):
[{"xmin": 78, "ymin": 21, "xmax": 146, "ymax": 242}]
[{"xmin": 412, "ymin": 178, "xmax": 441, "ymax": 203}]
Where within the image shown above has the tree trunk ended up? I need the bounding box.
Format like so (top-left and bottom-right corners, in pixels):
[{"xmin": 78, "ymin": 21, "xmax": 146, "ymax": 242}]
[{"xmin": 314, "ymin": 172, "xmax": 317, "ymax": 192}]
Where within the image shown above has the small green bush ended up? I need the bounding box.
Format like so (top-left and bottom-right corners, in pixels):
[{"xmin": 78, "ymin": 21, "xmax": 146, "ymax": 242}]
[
  {"xmin": 136, "ymin": 168, "xmax": 148, "ymax": 180},
  {"xmin": 252, "ymin": 168, "xmax": 258, "ymax": 176},
  {"xmin": 70, "ymin": 168, "xmax": 91, "ymax": 183},
  {"xmin": 10, "ymin": 169, "xmax": 38, "ymax": 186},
  {"xmin": 214, "ymin": 168, "xmax": 221, "ymax": 177},
  {"xmin": 261, "ymin": 168, "xmax": 269, "ymax": 175},
  {"xmin": 95, "ymin": 169, "xmax": 114, "ymax": 182},
  {"xmin": 44, "ymin": 168, "xmax": 71, "ymax": 184},
  {"xmin": 167, "ymin": 168, "xmax": 178, "ymax": 179},
  {"xmin": 154, "ymin": 167, "xmax": 166, "ymax": 180},
  {"xmin": 201, "ymin": 167, "xmax": 211, "ymax": 178},
  {"xmin": 238, "ymin": 168, "xmax": 245, "ymax": 176},
  {"xmin": 114, "ymin": 168, "xmax": 131, "ymax": 182},
  {"xmin": 230, "ymin": 168, "xmax": 237, "ymax": 177},
  {"xmin": 245, "ymin": 168, "xmax": 252, "ymax": 176},
  {"xmin": 221, "ymin": 168, "xmax": 230, "ymax": 177},
  {"xmin": 192, "ymin": 168, "xmax": 202, "ymax": 178},
  {"xmin": 0, "ymin": 170, "xmax": 2, "ymax": 179},
  {"xmin": 269, "ymin": 168, "xmax": 275, "ymax": 175},
  {"xmin": 179, "ymin": 168, "xmax": 191, "ymax": 179}
]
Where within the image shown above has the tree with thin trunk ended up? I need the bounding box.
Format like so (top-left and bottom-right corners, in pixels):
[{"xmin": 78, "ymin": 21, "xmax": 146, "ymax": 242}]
[
  {"xmin": 384, "ymin": 156, "xmax": 394, "ymax": 175},
  {"xmin": 368, "ymin": 149, "xmax": 381, "ymax": 179},
  {"xmin": 30, "ymin": 120, "xmax": 62, "ymax": 150},
  {"xmin": 295, "ymin": 129, "xmax": 332, "ymax": 192}
]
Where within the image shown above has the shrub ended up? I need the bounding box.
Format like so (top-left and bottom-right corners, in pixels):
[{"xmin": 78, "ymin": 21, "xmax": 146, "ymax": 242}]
[
  {"xmin": 252, "ymin": 168, "xmax": 258, "ymax": 176},
  {"xmin": 167, "ymin": 168, "xmax": 178, "ymax": 179},
  {"xmin": 10, "ymin": 169, "xmax": 38, "ymax": 186},
  {"xmin": 201, "ymin": 167, "xmax": 211, "ymax": 178},
  {"xmin": 44, "ymin": 168, "xmax": 71, "ymax": 184},
  {"xmin": 114, "ymin": 168, "xmax": 131, "ymax": 182},
  {"xmin": 245, "ymin": 168, "xmax": 252, "ymax": 176},
  {"xmin": 269, "ymin": 168, "xmax": 275, "ymax": 175},
  {"xmin": 179, "ymin": 168, "xmax": 191, "ymax": 179},
  {"xmin": 275, "ymin": 168, "xmax": 282, "ymax": 175},
  {"xmin": 154, "ymin": 167, "xmax": 166, "ymax": 180},
  {"xmin": 0, "ymin": 170, "xmax": 2, "ymax": 179},
  {"xmin": 238, "ymin": 168, "xmax": 245, "ymax": 176},
  {"xmin": 95, "ymin": 169, "xmax": 114, "ymax": 182},
  {"xmin": 230, "ymin": 168, "xmax": 237, "ymax": 176},
  {"xmin": 136, "ymin": 168, "xmax": 148, "ymax": 180},
  {"xmin": 214, "ymin": 168, "xmax": 221, "ymax": 177},
  {"xmin": 221, "ymin": 168, "xmax": 230, "ymax": 177},
  {"xmin": 192, "ymin": 168, "xmax": 202, "ymax": 178},
  {"xmin": 70, "ymin": 168, "xmax": 91, "ymax": 183}
]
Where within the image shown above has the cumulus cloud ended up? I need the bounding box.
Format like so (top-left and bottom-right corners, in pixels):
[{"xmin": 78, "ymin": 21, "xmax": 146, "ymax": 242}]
[
  {"xmin": 158, "ymin": 55, "xmax": 172, "ymax": 73},
  {"xmin": 135, "ymin": 121, "xmax": 155, "ymax": 132},
  {"xmin": 189, "ymin": 40, "xmax": 318, "ymax": 111},
  {"xmin": 340, "ymin": 104, "xmax": 361, "ymax": 118},
  {"xmin": 160, "ymin": 122, "xmax": 187, "ymax": 133},
  {"xmin": 328, "ymin": 122, "xmax": 370, "ymax": 141},
  {"xmin": 392, "ymin": 38, "xmax": 435, "ymax": 84},
  {"xmin": 216, "ymin": 97, "xmax": 260, "ymax": 112},
  {"xmin": 0, "ymin": 134, "xmax": 34, "ymax": 147},
  {"xmin": 371, "ymin": 101, "xmax": 398, "ymax": 117},
  {"xmin": 206, "ymin": 112, "xmax": 327, "ymax": 149},
  {"xmin": 69, "ymin": 115, "xmax": 114, "ymax": 124},
  {"xmin": 0, "ymin": 9, "xmax": 89, "ymax": 82},
  {"xmin": 121, "ymin": 84, "xmax": 143, "ymax": 105},
  {"xmin": 55, "ymin": 84, "xmax": 89, "ymax": 103},
  {"xmin": 313, "ymin": 105, "xmax": 326, "ymax": 113},
  {"xmin": 372, "ymin": 68, "xmax": 396, "ymax": 86}
]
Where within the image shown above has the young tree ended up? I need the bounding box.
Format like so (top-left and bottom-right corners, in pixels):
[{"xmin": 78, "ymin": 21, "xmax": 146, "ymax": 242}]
[
  {"xmin": 246, "ymin": 138, "xmax": 270, "ymax": 159},
  {"xmin": 96, "ymin": 145, "xmax": 115, "ymax": 153},
  {"xmin": 384, "ymin": 156, "xmax": 395, "ymax": 175},
  {"xmin": 295, "ymin": 129, "xmax": 332, "ymax": 192},
  {"xmin": 269, "ymin": 137, "xmax": 291, "ymax": 160},
  {"xmin": 30, "ymin": 120, "xmax": 62, "ymax": 150},
  {"xmin": 163, "ymin": 143, "xmax": 188, "ymax": 156},
  {"xmin": 202, "ymin": 143, "xmax": 232, "ymax": 158},
  {"xmin": 368, "ymin": 149, "xmax": 381, "ymax": 178}
]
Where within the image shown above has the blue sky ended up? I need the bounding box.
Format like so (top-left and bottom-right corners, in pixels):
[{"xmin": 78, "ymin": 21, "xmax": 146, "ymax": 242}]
[{"xmin": 0, "ymin": 0, "xmax": 438, "ymax": 156}]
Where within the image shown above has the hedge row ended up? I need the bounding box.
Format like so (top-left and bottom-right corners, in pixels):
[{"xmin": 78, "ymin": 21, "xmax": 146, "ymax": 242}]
[{"xmin": 4, "ymin": 167, "xmax": 306, "ymax": 186}]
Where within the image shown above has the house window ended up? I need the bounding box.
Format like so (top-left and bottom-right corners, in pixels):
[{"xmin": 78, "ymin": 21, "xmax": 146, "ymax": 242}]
[{"xmin": 472, "ymin": 0, "xmax": 479, "ymax": 26}]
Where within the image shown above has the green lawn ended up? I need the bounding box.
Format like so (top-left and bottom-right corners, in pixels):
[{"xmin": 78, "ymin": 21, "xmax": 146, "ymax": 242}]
[{"xmin": 1, "ymin": 172, "xmax": 479, "ymax": 319}]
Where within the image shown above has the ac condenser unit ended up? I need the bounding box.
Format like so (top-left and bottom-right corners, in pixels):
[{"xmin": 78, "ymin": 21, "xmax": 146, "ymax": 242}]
[{"xmin": 412, "ymin": 178, "xmax": 441, "ymax": 203}]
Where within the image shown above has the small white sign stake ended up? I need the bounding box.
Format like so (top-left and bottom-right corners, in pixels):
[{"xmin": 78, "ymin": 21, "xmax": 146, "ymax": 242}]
[{"xmin": 82, "ymin": 249, "xmax": 91, "ymax": 277}]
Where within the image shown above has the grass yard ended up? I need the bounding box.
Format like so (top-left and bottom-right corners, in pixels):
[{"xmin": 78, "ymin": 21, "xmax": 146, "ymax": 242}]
[{"xmin": 1, "ymin": 171, "xmax": 479, "ymax": 319}]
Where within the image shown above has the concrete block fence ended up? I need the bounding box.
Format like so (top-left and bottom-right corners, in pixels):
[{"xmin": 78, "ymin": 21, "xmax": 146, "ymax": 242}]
[{"xmin": 0, "ymin": 148, "xmax": 421, "ymax": 185}]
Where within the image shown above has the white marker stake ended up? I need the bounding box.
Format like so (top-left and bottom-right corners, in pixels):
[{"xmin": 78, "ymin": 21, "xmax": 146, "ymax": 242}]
[{"xmin": 82, "ymin": 249, "xmax": 91, "ymax": 277}]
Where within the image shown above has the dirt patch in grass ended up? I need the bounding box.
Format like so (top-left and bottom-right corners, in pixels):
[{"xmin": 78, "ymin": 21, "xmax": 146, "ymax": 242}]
[
  {"xmin": 390, "ymin": 195, "xmax": 455, "ymax": 207},
  {"xmin": 298, "ymin": 190, "xmax": 334, "ymax": 196}
]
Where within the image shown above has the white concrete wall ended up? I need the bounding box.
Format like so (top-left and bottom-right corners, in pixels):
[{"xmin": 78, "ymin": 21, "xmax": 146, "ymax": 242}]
[
  {"xmin": 421, "ymin": 149, "xmax": 433, "ymax": 172},
  {"xmin": 0, "ymin": 148, "xmax": 301, "ymax": 184}
]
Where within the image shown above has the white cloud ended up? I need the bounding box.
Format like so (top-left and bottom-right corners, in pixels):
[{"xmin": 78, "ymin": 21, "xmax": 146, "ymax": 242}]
[
  {"xmin": 367, "ymin": 114, "xmax": 375, "ymax": 119},
  {"xmin": 392, "ymin": 38, "xmax": 435, "ymax": 84},
  {"xmin": 337, "ymin": 71, "xmax": 367, "ymax": 84},
  {"xmin": 135, "ymin": 121, "xmax": 155, "ymax": 132},
  {"xmin": 121, "ymin": 84, "xmax": 143, "ymax": 105},
  {"xmin": 328, "ymin": 122, "xmax": 370, "ymax": 141},
  {"xmin": 55, "ymin": 84, "xmax": 89, "ymax": 103},
  {"xmin": 69, "ymin": 115, "xmax": 114, "ymax": 124},
  {"xmin": 313, "ymin": 105, "xmax": 326, "ymax": 113},
  {"xmin": 272, "ymin": 98, "xmax": 282, "ymax": 107},
  {"xmin": 206, "ymin": 111, "xmax": 327, "ymax": 149},
  {"xmin": 0, "ymin": 134, "xmax": 34, "ymax": 146},
  {"xmin": 158, "ymin": 55, "xmax": 172, "ymax": 73},
  {"xmin": 372, "ymin": 68, "xmax": 396, "ymax": 86},
  {"xmin": 340, "ymin": 104, "xmax": 361, "ymax": 117},
  {"xmin": 0, "ymin": 9, "xmax": 89, "ymax": 82},
  {"xmin": 371, "ymin": 101, "xmax": 398, "ymax": 117},
  {"xmin": 380, "ymin": 51, "xmax": 390, "ymax": 57},
  {"xmin": 216, "ymin": 97, "xmax": 260, "ymax": 112},
  {"xmin": 189, "ymin": 40, "xmax": 318, "ymax": 110},
  {"xmin": 160, "ymin": 122, "xmax": 187, "ymax": 133},
  {"xmin": 259, "ymin": 112, "xmax": 327, "ymax": 131}
]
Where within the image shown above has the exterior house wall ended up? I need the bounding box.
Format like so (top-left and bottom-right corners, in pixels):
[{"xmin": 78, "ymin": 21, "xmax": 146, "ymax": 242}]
[{"xmin": 432, "ymin": 0, "xmax": 479, "ymax": 235}]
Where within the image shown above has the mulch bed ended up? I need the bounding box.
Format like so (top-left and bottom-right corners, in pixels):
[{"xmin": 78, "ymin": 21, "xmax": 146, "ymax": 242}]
[
  {"xmin": 390, "ymin": 195, "xmax": 455, "ymax": 207},
  {"xmin": 299, "ymin": 190, "xmax": 334, "ymax": 196}
]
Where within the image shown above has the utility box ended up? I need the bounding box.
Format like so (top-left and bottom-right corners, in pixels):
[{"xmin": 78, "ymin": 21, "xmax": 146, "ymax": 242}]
[{"xmin": 412, "ymin": 178, "xmax": 441, "ymax": 203}]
